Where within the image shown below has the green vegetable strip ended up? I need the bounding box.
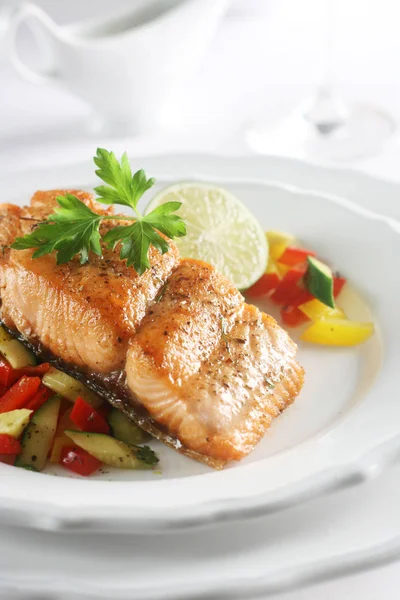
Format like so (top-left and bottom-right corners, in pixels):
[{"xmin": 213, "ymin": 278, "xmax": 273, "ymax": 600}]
[{"xmin": 305, "ymin": 256, "xmax": 335, "ymax": 308}]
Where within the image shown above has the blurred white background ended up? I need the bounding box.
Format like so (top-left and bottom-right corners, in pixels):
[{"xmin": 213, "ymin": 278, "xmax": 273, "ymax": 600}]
[{"xmin": 1, "ymin": 0, "xmax": 400, "ymax": 176}]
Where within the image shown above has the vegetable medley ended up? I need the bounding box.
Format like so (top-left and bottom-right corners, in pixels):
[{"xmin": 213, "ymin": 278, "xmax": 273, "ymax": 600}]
[
  {"xmin": 0, "ymin": 326, "xmax": 158, "ymax": 475},
  {"xmin": 247, "ymin": 231, "xmax": 374, "ymax": 346}
]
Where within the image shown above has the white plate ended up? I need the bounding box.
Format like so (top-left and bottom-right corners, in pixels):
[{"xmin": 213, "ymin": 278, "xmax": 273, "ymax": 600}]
[
  {"xmin": 3, "ymin": 459, "xmax": 400, "ymax": 600},
  {"xmin": 0, "ymin": 155, "xmax": 399, "ymax": 533}
]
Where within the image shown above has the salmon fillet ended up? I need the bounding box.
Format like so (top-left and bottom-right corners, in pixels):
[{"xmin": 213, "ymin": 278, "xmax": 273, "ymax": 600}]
[
  {"xmin": 127, "ymin": 274, "xmax": 303, "ymax": 461},
  {"xmin": 0, "ymin": 204, "xmax": 21, "ymax": 247},
  {"xmin": 0, "ymin": 190, "xmax": 304, "ymax": 466},
  {"xmin": 27, "ymin": 189, "xmax": 114, "ymax": 220},
  {"xmin": 0, "ymin": 193, "xmax": 179, "ymax": 373},
  {"xmin": 0, "ymin": 190, "xmax": 114, "ymax": 238}
]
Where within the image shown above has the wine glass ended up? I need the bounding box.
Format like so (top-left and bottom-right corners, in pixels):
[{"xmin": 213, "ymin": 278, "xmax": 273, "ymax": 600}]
[{"xmin": 246, "ymin": 0, "xmax": 395, "ymax": 161}]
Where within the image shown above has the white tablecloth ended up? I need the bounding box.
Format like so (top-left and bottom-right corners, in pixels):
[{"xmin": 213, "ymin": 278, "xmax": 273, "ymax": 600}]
[{"xmin": 1, "ymin": 1, "xmax": 400, "ymax": 597}]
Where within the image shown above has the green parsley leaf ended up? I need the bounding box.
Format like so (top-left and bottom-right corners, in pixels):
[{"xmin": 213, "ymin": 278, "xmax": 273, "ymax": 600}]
[
  {"xmin": 11, "ymin": 148, "xmax": 187, "ymax": 275},
  {"xmin": 143, "ymin": 201, "xmax": 187, "ymax": 239},
  {"xmin": 136, "ymin": 445, "xmax": 159, "ymax": 466},
  {"xmin": 11, "ymin": 194, "xmax": 102, "ymax": 265},
  {"xmin": 94, "ymin": 148, "xmax": 155, "ymax": 211},
  {"xmin": 102, "ymin": 221, "xmax": 170, "ymax": 274}
]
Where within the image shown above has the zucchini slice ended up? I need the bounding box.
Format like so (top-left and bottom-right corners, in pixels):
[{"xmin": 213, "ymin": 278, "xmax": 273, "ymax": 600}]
[
  {"xmin": 305, "ymin": 257, "xmax": 335, "ymax": 309},
  {"xmin": 65, "ymin": 430, "xmax": 158, "ymax": 470},
  {"xmin": 16, "ymin": 396, "xmax": 61, "ymax": 471},
  {"xmin": 0, "ymin": 326, "xmax": 36, "ymax": 368},
  {"xmin": 0, "ymin": 409, "xmax": 32, "ymax": 438},
  {"xmin": 42, "ymin": 367, "xmax": 102, "ymax": 408},
  {"xmin": 107, "ymin": 408, "xmax": 150, "ymax": 446}
]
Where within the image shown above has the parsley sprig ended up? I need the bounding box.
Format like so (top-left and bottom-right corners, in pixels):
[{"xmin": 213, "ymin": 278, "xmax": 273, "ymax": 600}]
[
  {"xmin": 136, "ymin": 444, "xmax": 159, "ymax": 466},
  {"xmin": 11, "ymin": 149, "xmax": 186, "ymax": 275}
]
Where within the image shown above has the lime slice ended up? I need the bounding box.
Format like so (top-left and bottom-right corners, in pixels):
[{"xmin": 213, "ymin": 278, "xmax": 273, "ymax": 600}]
[{"xmin": 146, "ymin": 182, "xmax": 268, "ymax": 289}]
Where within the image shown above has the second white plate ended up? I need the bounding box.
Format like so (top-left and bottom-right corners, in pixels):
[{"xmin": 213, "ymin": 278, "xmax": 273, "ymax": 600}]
[{"xmin": 3, "ymin": 460, "xmax": 400, "ymax": 600}]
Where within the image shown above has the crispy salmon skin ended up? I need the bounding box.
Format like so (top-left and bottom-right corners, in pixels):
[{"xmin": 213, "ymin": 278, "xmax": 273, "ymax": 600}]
[{"xmin": 0, "ymin": 190, "xmax": 304, "ymax": 467}]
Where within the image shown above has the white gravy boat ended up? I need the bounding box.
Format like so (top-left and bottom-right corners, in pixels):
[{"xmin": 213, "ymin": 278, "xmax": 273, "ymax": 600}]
[{"xmin": 8, "ymin": 0, "xmax": 231, "ymax": 132}]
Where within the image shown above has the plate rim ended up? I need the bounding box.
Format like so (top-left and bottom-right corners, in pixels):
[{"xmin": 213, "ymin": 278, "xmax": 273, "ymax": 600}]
[
  {"xmin": 2, "ymin": 507, "xmax": 400, "ymax": 600},
  {"xmin": 0, "ymin": 154, "xmax": 399, "ymax": 535}
]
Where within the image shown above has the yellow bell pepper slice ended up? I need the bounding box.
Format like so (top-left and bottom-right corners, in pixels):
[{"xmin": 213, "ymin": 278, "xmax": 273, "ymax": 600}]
[
  {"xmin": 266, "ymin": 230, "xmax": 295, "ymax": 246},
  {"xmin": 276, "ymin": 262, "xmax": 291, "ymax": 276},
  {"xmin": 49, "ymin": 407, "xmax": 74, "ymax": 463},
  {"xmin": 266, "ymin": 256, "xmax": 289, "ymax": 277},
  {"xmin": 49, "ymin": 434, "xmax": 71, "ymax": 463},
  {"xmin": 266, "ymin": 230, "xmax": 296, "ymax": 264},
  {"xmin": 301, "ymin": 318, "xmax": 374, "ymax": 346},
  {"xmin": 298, "ymin": 298, "xmax": 346, "ymax": 321},
  {"xmin": 269, "ymin": 242, "xmax": 287, "ymax": 262}
]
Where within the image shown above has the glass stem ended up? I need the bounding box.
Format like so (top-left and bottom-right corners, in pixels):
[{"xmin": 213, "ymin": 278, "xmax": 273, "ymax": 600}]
[{"xmin": 303, "ymin": 0, "xmax": 348, "ymax": 135}]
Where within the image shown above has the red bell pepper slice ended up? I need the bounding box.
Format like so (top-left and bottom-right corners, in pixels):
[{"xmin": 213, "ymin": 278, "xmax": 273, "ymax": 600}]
[
  {"xmin": 0, "ymin": 359, "xmax": 14, "ymax": 388},
  {"xmin": 246, "ymin": 272, "xmax": 280, "ymax": 297},
  {"xmin": 0, "ymin": 376, "xmax": 41, "ymax": 414},
  {"xmin": 0, "ymin": 434, "xmax": 21, "ymax": 455},
  {"xmin": 279, "ymin": 287, "xmax": 314, "ymax": 328},
  {"xmin": 333, "ymin": 275, "xmax": 347, "ymax": 298},
  {"xmin": 0, "ymin": 360, "xmax": 50, "ymax": 389},
  {"xmin": 290, "ymin": 290, "xmax": 314, "ymax": 307},
  {"xmin": 278, "ymin": 246, "xmax": 316, "ymax": 267},
  {"xmin": 60, "ymin": 445, "xmax": 102, "ymax": 476},
  {"xmin": 271, "ymin": 264, "xmax": 308, "ymax": 305},
  {"xmin": 25, "ymin": 385, "xmax": 53, "ymax": 413},
  {"xmin": 14, "ymin": 363, "xmax": 50, "ymax": 380},
  {"xmin": 280, "ymin": 305, "xmax": 310, "ymax": 328},
  {"xmin": 70, "ymin": 397, "xmax": 110, "ymax": 434}
]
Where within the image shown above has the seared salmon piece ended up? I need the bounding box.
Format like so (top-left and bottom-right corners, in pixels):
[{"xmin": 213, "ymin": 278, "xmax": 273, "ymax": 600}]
[
  {"xmin": 133, "ymin": 259, "xmax": 244, "ymax": 381},
  {"xmin": 0, "ymin": 192, "xmax": 179, "ymax": 373},
  {"xmin": 0, "ymin": 191, "xmax": 305, "ymax": 466},
  {"xmin": 0, "ymin": 204, "xmax": 22, "ymax": 246},
  {"xmin": 1, "ymin": 191, "xmax": 112, "ymax": 244},
  {"xmin": 24, "ymin": 189, "xmax": 114, "ymax": 221},
  {"xmin": 126, "ymin": 261, "xmax": 304, "ymax": 462}
]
